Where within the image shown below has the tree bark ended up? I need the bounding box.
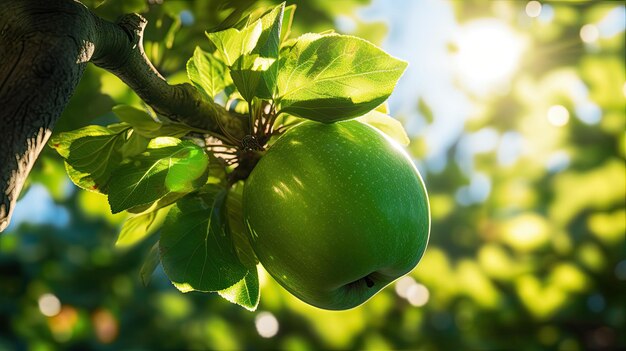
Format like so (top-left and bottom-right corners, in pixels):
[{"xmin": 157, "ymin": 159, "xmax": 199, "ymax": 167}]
[{"xmin": 0, "ymin": 0, "xmax": 244, "ymax": 232}]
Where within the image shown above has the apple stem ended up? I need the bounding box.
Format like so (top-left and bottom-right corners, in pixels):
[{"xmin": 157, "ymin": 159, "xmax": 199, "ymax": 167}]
[{"xmin": 227, "ymin": 149, "xmax": 265, "ymax": 186}]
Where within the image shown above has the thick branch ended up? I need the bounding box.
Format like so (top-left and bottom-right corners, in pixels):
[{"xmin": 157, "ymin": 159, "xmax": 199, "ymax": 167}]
[
  {"xmin": 0, "ymin": 0, "xmax": 245, "ymax": 232},
  {"xmin": 89, "ymin": 12, "xmax": 244, "ymax": 136}
]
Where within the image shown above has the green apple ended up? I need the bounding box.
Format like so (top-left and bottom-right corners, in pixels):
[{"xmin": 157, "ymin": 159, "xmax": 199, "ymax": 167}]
[{"xmin": 243, "ymin": 120, "xmax": 430, "ymax": 310}]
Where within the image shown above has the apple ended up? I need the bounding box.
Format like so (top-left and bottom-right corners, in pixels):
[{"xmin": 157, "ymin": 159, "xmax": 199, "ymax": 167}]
[{"xmin": 243, "ymin": 120, "xmax": 430, "ymax": 310}]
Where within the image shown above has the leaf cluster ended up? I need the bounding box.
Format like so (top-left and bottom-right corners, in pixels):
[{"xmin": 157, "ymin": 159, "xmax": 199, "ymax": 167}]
[{"xmin": 49, "ymin": 2, "xmax": 410, "ymax": 310}]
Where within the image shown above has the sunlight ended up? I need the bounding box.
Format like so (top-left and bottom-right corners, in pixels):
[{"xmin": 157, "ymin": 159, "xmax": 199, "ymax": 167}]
[
  {"xmin": 525, "ymin": 1, "xmax": 542, "ymax": 18},
  {"xmin": 580, "ymin": 24, "xmax": 600, "ymax": 43},
  {"xmin": 503, "ymin": 214, "xmax": 550, "ymax": 252},
  {"xmin": 38, "ymin": 293, "xmax": 61, "ymax": 317},
  {"xmin": 549, "ymin": 263, "xmax": 588, "ymax": 293},
  {"xmin": 547, "ymin": 105, "xmax": 570, "ymax": 127},
  {"xmin": 454, "ymin": 19, "xmax": 527, "ymax": 96},
  {"xmin": 255, "ymin": 311, "xmax": 279, "ymax": 338},
  {"xmin": 395, "ymin": 276, "xmax": 416, "ymax": 298},
  {"xmin": 406, "ymin": 283, "xmax": 430, "ymax": 307},
  {"xmin": 395, "ymin": 276, "xmax": 430, "ymax": 307}
]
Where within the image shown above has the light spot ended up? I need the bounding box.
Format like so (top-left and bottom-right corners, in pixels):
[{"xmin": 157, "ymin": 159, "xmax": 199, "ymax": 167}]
[
  {"xmin": 335, "ymin": 15, "xmax": 356, "ymax": 34},
  {"xmin": 575, "ymin": 102, "xmax": 602, "ymax": 125},
  {"xmin": 598, "ymin": 6, "xmax": 626, "ymax": 38},
  {"xmin": 580, "ymin": 24, "xmax": 600, "ymax": 43},
  {"xmin": 92, "ymin": 309, "xmax": 119, "ymax": 343},
  {"xmin": 537, "ymin": 4, "xmax": 554, "ymax": 23},
  {"xmin": 179, "ymin": 10, "xmax": 194, "ymax": 26},
  {"xmin": 497, "ymin": 131, "xmax": 523, "ymax": 166},
  {"xmin": 455, "ymin": 172, "xmax": 492, "ymax": 205},
  {"xmin": 468, "ymin": 173, "xmax": 491, "ymax": 203},
  {"xmin": 255, "ymin": 311, "xmax": 279, "ymax": 338},
  {"xmin": 545, "ymin": 151, "xmax": 570, "ymax": 173},
  {"xmin": 406, "ymin": 283, "xmax": 430, "ymax": 307},
  {"xmin": 503, "ymin": 214, "xmax": 550, "ymax": 252},
  {"xmin": 38, "ymin": 293, "xmax": 61, "ymax": 317},
  {"xmin": 525, "ymin": 1, "xmax": 542, "ymax": 18},
  {"xmin": 394, "ymin": 276, "xmax": 416, "ymax": 298},
  {"xmin": 547, "ymin": 105, "xmax": 569, "ymax": 126}
]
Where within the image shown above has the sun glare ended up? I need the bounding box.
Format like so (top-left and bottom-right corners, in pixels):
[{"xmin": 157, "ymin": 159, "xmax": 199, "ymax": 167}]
[
  {"xmin": 547, "ymin": 105, "xmax": 570, "ymax": 127},
  {"xmin": 255, "ymin": 311, "xmax": 279, "ymax": 338},
  {"xmin": 580, "ymin": 24, "xmax": 600, "ymax": 43},
  {"xmin": 525, "ymin": 1, "xmax": 542, "ymax": 18},
  {"xmin": 38, "ymin": 293, "xmax": 61, "ymax": 317},
  {"xmin": 454, "ymin": 19, "xmax": 527, "ymax": 96}
]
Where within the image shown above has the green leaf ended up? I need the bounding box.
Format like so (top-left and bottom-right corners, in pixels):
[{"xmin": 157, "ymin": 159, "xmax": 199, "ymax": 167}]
[
  {"xmin": 112, "ymin": 105, "xmax": 192, "ymax": 138},
  {"xmin": 206, "ymin": 20, "xmax": 263, "ymax": 66},
  {"xmin": 217, "ymin": 268, "xmax": 260, "ymax": 311},
  {"xmin": 140, "ymin": 242, "xmax": 161, "ymax": 287},
  {"xmin": 113, "ymin": 105, "xmax": 161, "ymax": 135},
  {"xmin": 187, "ymin": 47, "xmax": 229, "ymax": 99},
  {"xmin": 207, "ymin": 154, "xmax": 228, "ymax": 186},
  {"xmin": 125, "ymin": 190, "xmax": 189, "ymax": 214},
  {"xmin": 107, "ymin": 137, "xmax": 209, "ymax": 213},
  {"xmin": 417, "ymin": 97, "xmax": 434, "ymax": 124},
  {"xmin": 357, "ymin": 110, "xmax": 410, "ymax": 146},
  {"xmin": 155, "ymin": 124, "xmax": 196, "ymax": 138},
  {"xmin": 280, "ymin": 4, "xmax": 296, "ymax": 43},
  {"xmin": 120, "ymin": 130, "xmax": 151, "ymax": 158},
  {"xmin": 257, "ymin": 3, "xmax": 284, "ymax": 56},
  {"xmin": 207, "ymin": 4, "xmax": 285, "ymax": 102},
  {"xmin": 226, "ymin": 182, "xmax": 258, "ymax": 268},
  {"xmin": 116, "ymin": 206, "xmax": 170, "ymax": 249},
  {"xmin": 255, "ymin": 3, "xmax": 284, "ymax": 99},
  {"xmin": 160, "ymin": 186, "xmax": 248, "ymax": 292},
  {"xmin": 106, "ymin": 122, "xmax": 133, "ymax": 134},
  {"xmin": 49, "ymin": 125, "xmax": 129, "ymax": 193},
  {"xmin": 230, "ymin": 55, "xmax": 275, "ymax": 102},
  {"xmin": 50, "ymin": 125, "xmax": 115, "ymax": 158},
  {"xmin": 276, "ymin": 33, "xmax": 408, "ymax": 122},
  {"xmin": 212, "ymin": 2, "xmax": 256, "ymax": 32},
  {"xmin": 375, "ymin": 101, "xmax": 389, "ymax": 114}
]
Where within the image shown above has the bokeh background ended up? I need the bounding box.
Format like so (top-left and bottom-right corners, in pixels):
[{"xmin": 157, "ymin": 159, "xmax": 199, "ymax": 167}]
[{"xmin": 1, "ymin": 0, "xmax": 624, "ymax": 350}]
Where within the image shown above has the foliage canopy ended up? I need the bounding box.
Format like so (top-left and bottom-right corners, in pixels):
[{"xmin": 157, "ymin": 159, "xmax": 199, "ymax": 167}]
[{"xmin": 0, "ymin": 0, "xmax": 624, "ymax": 350}]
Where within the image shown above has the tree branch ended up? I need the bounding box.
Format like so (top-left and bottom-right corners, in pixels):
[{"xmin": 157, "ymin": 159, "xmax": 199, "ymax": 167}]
[
  {"xmin": 0, "ymin": 0, "xmax": 245, "ymax": 232},
  {"xmin": 89, "ymin": 12, "xmax": 245, "ymax": 136}
]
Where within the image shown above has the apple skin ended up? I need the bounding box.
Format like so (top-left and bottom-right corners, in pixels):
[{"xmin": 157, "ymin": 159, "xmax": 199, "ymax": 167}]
[{"xmin": 243, "ymin": 120, "xmax": 430, "ymax": 310}]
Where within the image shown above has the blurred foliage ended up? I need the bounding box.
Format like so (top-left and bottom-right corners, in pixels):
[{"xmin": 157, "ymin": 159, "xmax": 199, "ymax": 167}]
[{"xmin": 1, "ymin": 0, "xmax": 625, "ymax": 350}]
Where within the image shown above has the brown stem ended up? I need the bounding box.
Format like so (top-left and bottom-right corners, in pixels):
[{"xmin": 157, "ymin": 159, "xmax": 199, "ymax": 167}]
[{"xmin": 0, "ymin": 0, "xmax": 245, "ymax": 232}]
